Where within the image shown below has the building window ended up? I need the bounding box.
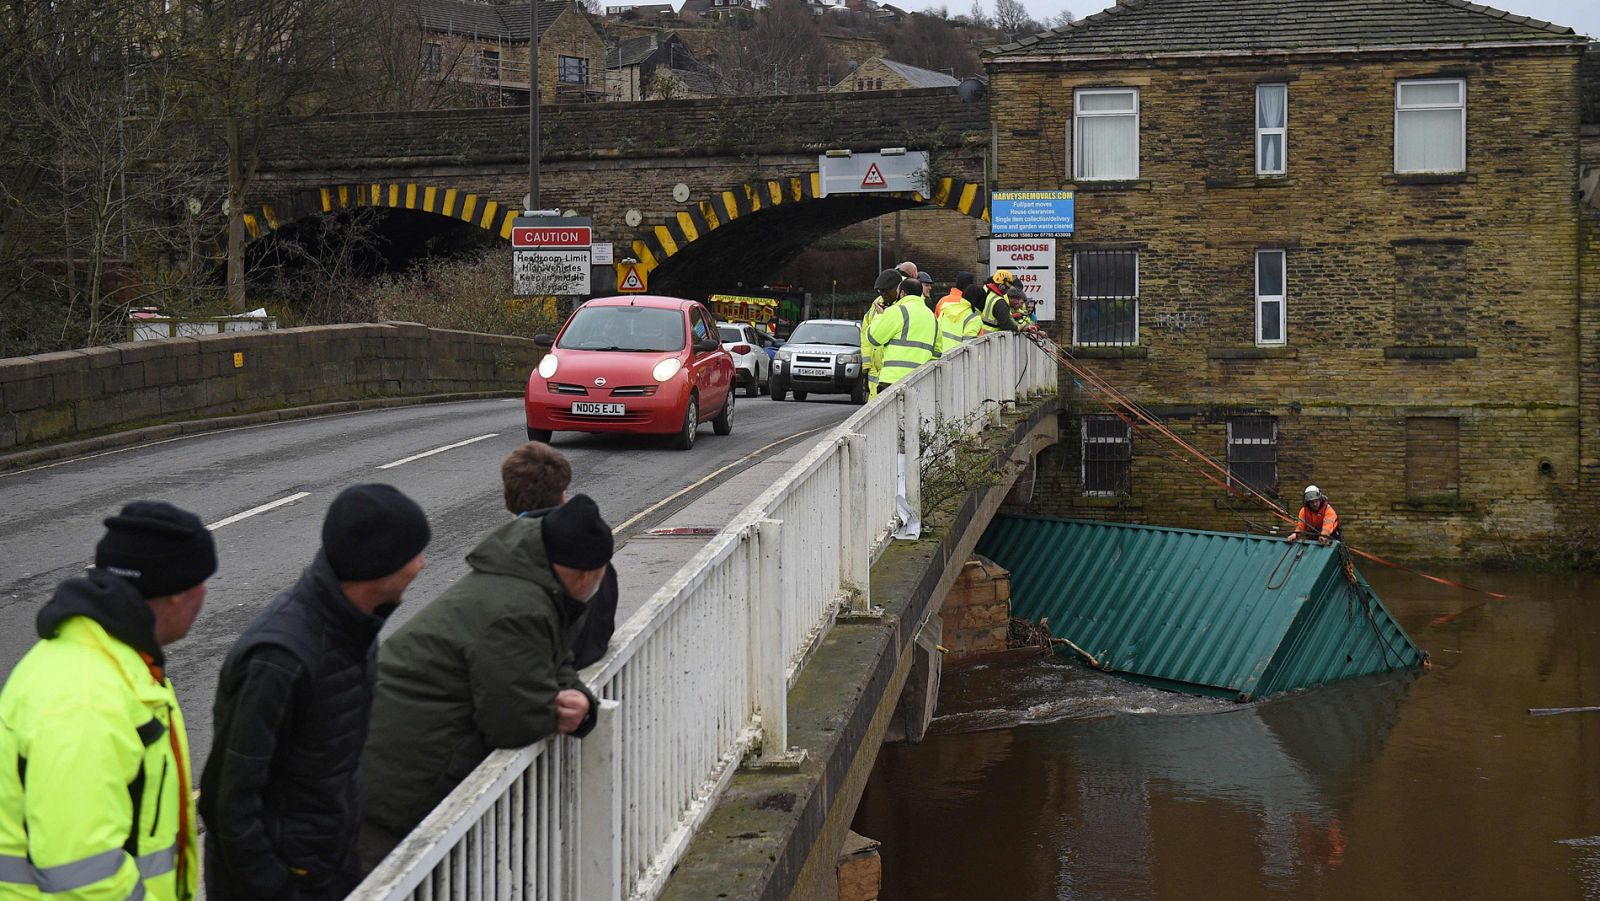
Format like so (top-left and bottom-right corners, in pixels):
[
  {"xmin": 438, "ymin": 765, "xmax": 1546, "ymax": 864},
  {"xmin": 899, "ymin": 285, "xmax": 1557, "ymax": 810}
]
[
  {"xmin": 478, "ymin": 49, "xmax": 500, "ymax": 79},
  {"xmin": 1255, "ymin": 250, "xmax": 1286, "ymax": 345},
  {"xmin": 1073, "ymin": 249, "xmax": 1138, "ymax": 346},
  {"xmin": 1395, "ymin": 79, "xmax": 1465, "ymax": 174},
  {"xmin": 559, "ymin": 55, "xmax": 588, "ymax": 84},
  {"xmin": 1227, "ymin": 416, "xmax": 1277, "ymax": 496},
  {"xmin": 855, "ymin": 79, "xmax": 863, "ymax": 90},
  {"xmin": 1073, "ymin": 88, "xmax": 1138, "ymax": 181},
  {"xmin": 1256, "ymin": 83, "xmax": 1286, "ymax": 176},
  {"xmin": 1405, "ymin": 417, "xmax": 1460, "ymax": 498},
  {"xmin": 1081, "ymin": 416, "xmax": 1131, "ymax": 496},
  {"xmin": 422, "ymin": 42, "xmax": 441, "ymax": 74}
]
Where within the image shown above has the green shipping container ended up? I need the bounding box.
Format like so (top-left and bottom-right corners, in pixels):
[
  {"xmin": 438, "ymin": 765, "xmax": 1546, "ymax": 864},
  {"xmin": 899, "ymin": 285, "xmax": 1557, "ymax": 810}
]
[{"xmin": 976, "ymin": 515, "xmax": 1427, "ymax": 701}]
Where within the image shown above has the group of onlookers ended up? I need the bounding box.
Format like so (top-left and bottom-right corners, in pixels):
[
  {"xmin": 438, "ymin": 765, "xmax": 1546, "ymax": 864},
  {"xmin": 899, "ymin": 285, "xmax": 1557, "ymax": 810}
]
[{"xmin": 0, "ymin": 441, "xmax": 616, "ymax": 900}]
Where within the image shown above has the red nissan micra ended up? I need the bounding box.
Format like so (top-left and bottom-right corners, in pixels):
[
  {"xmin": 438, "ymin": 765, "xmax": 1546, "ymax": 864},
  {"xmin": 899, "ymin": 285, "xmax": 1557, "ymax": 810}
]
[{"xmin": 526, "ymin": 296, "xmax": 736, "ymax": 450}]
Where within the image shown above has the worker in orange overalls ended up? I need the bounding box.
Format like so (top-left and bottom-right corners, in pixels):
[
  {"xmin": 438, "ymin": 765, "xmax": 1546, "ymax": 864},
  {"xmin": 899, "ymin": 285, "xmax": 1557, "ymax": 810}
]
[{"xmin": 1289, "ymin": 485, "xmax": 1342, "ymax": 543}]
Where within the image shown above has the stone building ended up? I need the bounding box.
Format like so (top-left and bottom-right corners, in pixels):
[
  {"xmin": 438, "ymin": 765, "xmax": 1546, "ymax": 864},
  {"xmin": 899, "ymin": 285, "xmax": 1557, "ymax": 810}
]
[
  {"xmin": 984, "ymin": 0, "xmax": 1593, "ymax": 561},
  {"xmin": 833, "ymin": 56, "xmax": 959, "ymax": 92},
  {"xmin": 410, "ymin": 0, "xmax": 607, "ymax": 103},
  {"xmin": 605, "ymin": 32, "xmax": 714, "ymax": 100}
]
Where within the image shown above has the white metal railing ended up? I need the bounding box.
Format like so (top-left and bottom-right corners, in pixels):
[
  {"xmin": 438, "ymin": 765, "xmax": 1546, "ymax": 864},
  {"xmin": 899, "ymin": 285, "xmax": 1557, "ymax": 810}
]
[{"xmin": 354, "ymin": 331, "xmax": 1057, "ymax": 901}]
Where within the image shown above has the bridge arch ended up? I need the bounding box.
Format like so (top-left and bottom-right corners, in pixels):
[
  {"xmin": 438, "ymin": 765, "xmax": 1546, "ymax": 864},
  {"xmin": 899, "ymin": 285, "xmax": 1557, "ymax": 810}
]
[
  {"xmin": 240, "ymin": 182, "xmax": 519, "ymax": 242},
  {"xmin": 630, "ymin": 172, "xmax": 990, "ymax": 291}
]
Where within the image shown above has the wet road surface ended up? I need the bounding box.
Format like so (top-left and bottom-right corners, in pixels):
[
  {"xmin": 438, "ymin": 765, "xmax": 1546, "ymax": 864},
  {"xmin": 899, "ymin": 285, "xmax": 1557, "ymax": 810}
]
[
  {"xmin": 0, "ymin": 393, "xmax": 856, "ymax": 770},
  {"xmin": 855, "ymin": 567, "xmax": 1600, "ymax": 899}
]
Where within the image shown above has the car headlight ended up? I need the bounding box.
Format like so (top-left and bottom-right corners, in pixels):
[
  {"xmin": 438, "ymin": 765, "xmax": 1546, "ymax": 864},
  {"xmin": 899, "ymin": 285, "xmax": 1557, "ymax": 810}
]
[
  {"xmin": 843, "ymin": 353, "xmax": 862, "ymax": 364},
  {"xmin": 652, "ymin": 357, "xmax": 682, "ymax": 382},
  {"xmin": 538, "ymin": 354, "xmax": 558, "ymax": 379}
]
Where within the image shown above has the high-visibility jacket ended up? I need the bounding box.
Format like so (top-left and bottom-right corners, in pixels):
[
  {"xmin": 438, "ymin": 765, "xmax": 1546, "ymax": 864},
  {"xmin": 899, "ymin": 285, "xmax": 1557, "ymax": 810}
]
[
  {"xmin": 934, "ymin": 288, "xmax": 965, "ymax": 319},
  {"xmin": 861, "ymin": 297, "xmax": 889, "ymax": 388},
  {"xmin": 1294, "ymin": 501, "xmax": 1341, "ymax": 541},
  {"xmin": 938, "ymin": 297, "xmax": 982, "ymax": 345},
  {"xmin": 866, "ymin": 296, "xmax": 946, "ymax": 387},
  {"xmin": 0, "ymin": 610, "xmax": 198, "ymax": 901},
  {"xmin": 979, "ymin": 286, "xmax": 1012, "ymax": 334}
]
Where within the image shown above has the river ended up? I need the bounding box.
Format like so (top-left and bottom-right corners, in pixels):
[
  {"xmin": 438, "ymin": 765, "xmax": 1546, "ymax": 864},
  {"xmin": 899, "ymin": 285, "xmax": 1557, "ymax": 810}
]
[{"xmin": 853, "ymin": 568, "xmax": 1600, "ymax": 899}]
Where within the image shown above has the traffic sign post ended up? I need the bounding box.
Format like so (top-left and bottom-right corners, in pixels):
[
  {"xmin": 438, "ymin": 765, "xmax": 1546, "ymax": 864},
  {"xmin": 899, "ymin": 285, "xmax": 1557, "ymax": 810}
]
[{"xmin": 616, "ymin": 262, "xmax": 647, "ymax": 293}]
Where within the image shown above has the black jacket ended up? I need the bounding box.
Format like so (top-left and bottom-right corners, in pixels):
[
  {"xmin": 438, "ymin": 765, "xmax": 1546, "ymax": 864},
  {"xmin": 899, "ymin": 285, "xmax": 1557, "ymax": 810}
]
[
  {"xmin": 570, "ymin": 565, "xmax": 618, "ymax": 669},
  {"xmin": 200, "ymin": 552, "xmax": 389, "ymax": 901}
]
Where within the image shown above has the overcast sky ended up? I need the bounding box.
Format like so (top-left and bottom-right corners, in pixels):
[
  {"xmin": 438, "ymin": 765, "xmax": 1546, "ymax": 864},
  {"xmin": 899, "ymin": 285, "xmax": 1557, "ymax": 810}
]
[{"xmin": 961, "ymin": 0, "xmax": 1600, "ymax": 39}]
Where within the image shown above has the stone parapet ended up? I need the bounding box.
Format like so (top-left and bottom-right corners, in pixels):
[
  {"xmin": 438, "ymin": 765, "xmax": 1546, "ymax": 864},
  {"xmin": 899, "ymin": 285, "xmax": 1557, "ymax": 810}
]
[{"xmin": 0, "ymin": 323, "xmax": 541, "ymax": 454}]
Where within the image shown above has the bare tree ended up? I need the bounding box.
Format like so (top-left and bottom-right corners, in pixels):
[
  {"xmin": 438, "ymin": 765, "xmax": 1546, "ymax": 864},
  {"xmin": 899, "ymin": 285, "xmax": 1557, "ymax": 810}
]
[
  {"xmin": 993, "ymin": 0, "xmax": 1040, "ymax": 38},
  {"xmin": 1047, "ymin": 9, "xmax": 1077, "ymax": 28},
  {"xmin": 887, "ymin": 13, "xmax": 982, "ymax": 78},
  {"xmin": 706, "ymin": 0, "xmax": 843, "ymax": 95},
  {"xmin": 966, "ymin": 0, "xmax": 992, "ymax": 27}
]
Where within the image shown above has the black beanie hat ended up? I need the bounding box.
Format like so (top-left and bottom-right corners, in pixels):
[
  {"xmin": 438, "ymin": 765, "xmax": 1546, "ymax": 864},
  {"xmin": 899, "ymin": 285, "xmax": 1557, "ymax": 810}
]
[
  {"xmin": 322, "ymin": 484, "xmax": 431, "ymax": 581},
  {"xmin": 95, "ymin": 501, "xmax": 218, "ymax": 599},
  {"xmin": 873, "ymin": 269, "xmax": 902, "ymax": 295},
  {"xmin": 542, "ymin": 494, "xmax": 614, "ymax": 570},
  {"xmin": 955, "ymin": 271, "xmax": 975, "ymax": 290}
]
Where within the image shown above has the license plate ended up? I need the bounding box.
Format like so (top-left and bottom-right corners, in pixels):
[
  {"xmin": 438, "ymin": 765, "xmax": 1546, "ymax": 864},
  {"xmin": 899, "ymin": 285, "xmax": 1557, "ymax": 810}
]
[
  {"xmin": 795, "ymin": 367, "xmax": 830, "ymax": 378},
  {"xmin": 571, "ymin": 402, "xmax": 625, "ymax": 416}
]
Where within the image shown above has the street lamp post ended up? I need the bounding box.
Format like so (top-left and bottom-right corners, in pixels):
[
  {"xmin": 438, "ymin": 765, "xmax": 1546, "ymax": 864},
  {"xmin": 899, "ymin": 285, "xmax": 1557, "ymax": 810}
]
[{"xmin": 528, "ymin": 0, "xmax": 540, "ymax": 211}]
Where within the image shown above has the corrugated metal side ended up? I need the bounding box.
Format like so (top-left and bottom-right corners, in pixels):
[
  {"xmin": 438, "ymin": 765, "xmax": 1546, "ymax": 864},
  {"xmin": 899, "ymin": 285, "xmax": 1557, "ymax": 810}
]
[{"xmin": 976, "ymin": 515, "xmax": 1425, "ymax": 700}]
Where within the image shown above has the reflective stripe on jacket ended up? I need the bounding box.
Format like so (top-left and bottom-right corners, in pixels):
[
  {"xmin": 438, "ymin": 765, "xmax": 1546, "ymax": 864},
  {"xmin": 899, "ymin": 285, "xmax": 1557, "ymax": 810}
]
[
  {"xmin": 865, "ymin": 297, "xmax": 945, "ymax": 387},
  {"xmin": 0, "ymin": 616, "xmax": 197, "ymax": 901},
  {"xmin": 861, "ymin": 298, "xmax": 888, "ymax": 386},
  {"xmin": 979, "ymin": 288, "xmax": 1009, "ymax": 333},
  {"xmin": 938, "ymin": 299, "xmax": 982, "ymax": 345},
  {"xmin": 934, "ymin": 288, "xmax": 965, "ymax": 319}
]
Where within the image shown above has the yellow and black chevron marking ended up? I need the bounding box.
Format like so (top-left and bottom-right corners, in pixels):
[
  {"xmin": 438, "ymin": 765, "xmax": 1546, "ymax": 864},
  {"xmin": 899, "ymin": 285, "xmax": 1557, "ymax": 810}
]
[
  {"xmin": 628, "ymin": 172, "xmax": 988, "ymax": 278},
  {"xmin": 238, "ymin": 183, "xmax": 521, "ymax": 242}
]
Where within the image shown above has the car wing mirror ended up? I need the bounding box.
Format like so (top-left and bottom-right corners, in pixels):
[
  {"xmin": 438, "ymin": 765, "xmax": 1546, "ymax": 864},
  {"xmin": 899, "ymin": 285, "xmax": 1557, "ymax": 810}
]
[
  {"xmin": 533, "ymin": 334, "xmax": 554, "ymax": 348},
  {"xmin": 694, "ymin": 338, "xmax": 720, "ymax": 353}
]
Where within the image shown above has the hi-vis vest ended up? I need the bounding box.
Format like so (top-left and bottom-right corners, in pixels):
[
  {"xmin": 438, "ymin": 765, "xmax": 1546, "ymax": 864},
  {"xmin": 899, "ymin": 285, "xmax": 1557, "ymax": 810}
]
[
  {"xmin": 0, "ymin": 618, "xmax": 198, "ymax": 901},
  {"xmin": 938, "ymin": 298, "xmax": 982, "ymax": 345},
  {"xmin": 979, "ymin": 288, "xmax": 1008, "ymax": 333},
  {"xmin": 867, "ymin": 297, "xmax": 943, "ymax": 386},
  {"xmin": 861, "ymin": 298, "xmax": 889, "ymax": 385}
]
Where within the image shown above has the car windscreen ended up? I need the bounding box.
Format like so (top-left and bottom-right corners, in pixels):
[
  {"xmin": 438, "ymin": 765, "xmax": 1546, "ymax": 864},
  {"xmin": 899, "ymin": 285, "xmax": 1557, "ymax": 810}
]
[
  {"xmin": 717, "ymin": 326, "xmax": 742, "ymax": 344},
  {"xmin": 557, "ymin": 305, "xmax": 685, "ymax": 352},
  {"xmin": 787, "ymin": 322, "xmax": 859, "ymax": 347}
]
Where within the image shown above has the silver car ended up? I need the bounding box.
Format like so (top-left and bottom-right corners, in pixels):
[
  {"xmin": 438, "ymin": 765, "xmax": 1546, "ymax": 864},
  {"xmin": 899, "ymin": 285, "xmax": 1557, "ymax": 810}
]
[{"xmin": 770, "ymin": 319, "xmax": 867, "ymax": 404}]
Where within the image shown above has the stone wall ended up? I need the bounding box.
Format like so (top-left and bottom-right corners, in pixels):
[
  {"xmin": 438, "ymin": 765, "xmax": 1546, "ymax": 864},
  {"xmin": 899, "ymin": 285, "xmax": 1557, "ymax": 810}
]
[
  {"xmin": 937, "ymin": 556, "xmax": 1011, "ymax": 661},
  {"xmin": 0, "ymin": 323, "xmax": 540, "ymax": 452},
  {"xmin": 990, "ymin": 46, "xmax": 1587, "ymax": 559}
]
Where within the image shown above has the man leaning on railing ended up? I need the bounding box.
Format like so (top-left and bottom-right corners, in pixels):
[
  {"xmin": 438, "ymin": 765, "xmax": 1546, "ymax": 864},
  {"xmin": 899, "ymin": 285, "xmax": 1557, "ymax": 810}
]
[{"xmin": 358, "ymin": 494, "xmax": 615, "ymax": 865}]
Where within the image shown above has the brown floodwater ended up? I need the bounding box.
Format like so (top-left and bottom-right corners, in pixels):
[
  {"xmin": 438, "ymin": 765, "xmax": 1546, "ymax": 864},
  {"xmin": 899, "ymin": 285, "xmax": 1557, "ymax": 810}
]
[{"xmin": 853, "ymin": 568, "xmax": 1600, "ymax": 900}]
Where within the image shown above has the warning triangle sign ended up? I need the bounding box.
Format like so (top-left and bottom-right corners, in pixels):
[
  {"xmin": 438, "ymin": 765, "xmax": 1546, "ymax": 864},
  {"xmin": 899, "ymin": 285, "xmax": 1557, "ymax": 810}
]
[
  {"xmin": 861, "ymin": 163, "xmax": 887, "ymax": 189},
  {"xmin": 618, "ymin": 264, "xmax": 646, "ymax": 292}
]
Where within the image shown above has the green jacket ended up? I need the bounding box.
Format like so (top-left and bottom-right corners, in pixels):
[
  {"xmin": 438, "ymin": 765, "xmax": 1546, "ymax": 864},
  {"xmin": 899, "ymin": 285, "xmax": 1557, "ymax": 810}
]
[{"xmin": 360, "ymin": 517, "xmax": 598, "ymax": 835}]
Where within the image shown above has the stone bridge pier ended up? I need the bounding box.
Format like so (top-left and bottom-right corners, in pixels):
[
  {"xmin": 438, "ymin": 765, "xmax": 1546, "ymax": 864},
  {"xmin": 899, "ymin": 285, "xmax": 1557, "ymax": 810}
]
[{"xmin": 241, "ymin": 88, "xmax": 992, "ymax": 297}]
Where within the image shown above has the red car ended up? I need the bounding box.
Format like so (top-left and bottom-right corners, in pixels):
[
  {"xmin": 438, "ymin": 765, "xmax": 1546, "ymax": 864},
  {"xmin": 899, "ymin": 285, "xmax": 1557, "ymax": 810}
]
[{"xmin": 526, "ymin": 296, "xmax": 737, "ymax": 450}]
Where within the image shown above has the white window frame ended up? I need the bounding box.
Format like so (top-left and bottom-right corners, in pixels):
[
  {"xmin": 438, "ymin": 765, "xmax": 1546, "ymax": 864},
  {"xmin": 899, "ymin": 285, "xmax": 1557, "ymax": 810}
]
[
  {"xmin": 1394, "ymin": 78, "xmax": 1466, "ymax": 174},
  {"xmin": 1073, "ymin": 87, "xmax": 1140, "ymax": 181},
  {"xmin": 1255, "ymin": 83, "xmax": 1287, "ymax": 176},
  {"xmin": 1255, "ymin": 249, "xmax": 1286, "ymax": 346},
  {"xmin": 1080, "ymin": 415, "xmax": 1132, "ymax": 497}
]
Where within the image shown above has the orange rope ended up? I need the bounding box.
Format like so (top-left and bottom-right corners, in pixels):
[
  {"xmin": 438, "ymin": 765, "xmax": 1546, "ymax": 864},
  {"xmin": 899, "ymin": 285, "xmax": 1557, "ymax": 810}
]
[{"xmin": 1023, "ymin": 326, "xmax": 1514, "ymax": 609}]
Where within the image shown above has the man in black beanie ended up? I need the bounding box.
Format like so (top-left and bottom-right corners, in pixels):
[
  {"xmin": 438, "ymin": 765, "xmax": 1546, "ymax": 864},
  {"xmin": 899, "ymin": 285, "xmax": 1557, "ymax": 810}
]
[
  {"xmin": 202, "ymin": 484, "xmax": 430, "ymax": 901},
  {"xmin": 0, "ymin": 501, "xmax": 215, "ymax": 901},
  {"xmin": 360, "ymin": 493, "xmax": 609, "ymax": 854}
]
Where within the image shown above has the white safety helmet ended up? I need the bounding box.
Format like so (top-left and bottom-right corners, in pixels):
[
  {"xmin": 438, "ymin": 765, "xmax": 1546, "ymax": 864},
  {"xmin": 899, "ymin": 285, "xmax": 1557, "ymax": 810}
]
[{"xmin": 1303, "ymin": 485, "xmax": 1324, "ymax": 504}]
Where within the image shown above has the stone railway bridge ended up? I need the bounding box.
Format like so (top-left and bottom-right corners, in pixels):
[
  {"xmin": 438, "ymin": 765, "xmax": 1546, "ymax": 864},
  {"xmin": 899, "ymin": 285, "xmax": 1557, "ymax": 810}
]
[{"xmin": 244, "ymin": 88, "xmax": 992, "ymax": 296}]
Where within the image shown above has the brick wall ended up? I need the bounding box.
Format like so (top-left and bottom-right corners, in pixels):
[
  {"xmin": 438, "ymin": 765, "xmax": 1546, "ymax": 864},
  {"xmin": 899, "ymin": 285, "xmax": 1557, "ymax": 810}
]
[
  {"xmin": 0, "ymin": 323, "xmax": 540, "ymax": 452},
  {"xmin": 835, "ymin": 208, "xmax": 987, "ymax": 283},
  {"xmin": 938, "ymin": 556, "xmax": 1011, "ymax": 661},
  {"xmin": 991, "ymin": 47, "xmax": 1587, "ymax": 559}
]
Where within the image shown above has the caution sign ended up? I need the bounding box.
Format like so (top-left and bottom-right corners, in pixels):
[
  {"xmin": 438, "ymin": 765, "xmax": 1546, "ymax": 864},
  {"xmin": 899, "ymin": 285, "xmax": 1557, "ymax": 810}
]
[
  {"xmin": 617, "ymin": 262, "xmax": 647, "ymax": 293},
  {"xmin": 860, "ymin": 163, "xmax": 887, "ymax": 189}
]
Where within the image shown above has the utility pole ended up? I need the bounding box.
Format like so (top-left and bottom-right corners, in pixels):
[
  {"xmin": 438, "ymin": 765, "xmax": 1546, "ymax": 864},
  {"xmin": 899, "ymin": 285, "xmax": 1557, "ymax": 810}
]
[{"xmin": 527, "ymin": 0, "xmax": 541, "ymax": 211}]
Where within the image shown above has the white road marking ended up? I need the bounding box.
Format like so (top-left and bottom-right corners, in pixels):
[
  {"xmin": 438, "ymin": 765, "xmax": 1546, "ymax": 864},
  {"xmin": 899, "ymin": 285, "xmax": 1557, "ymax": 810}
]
[
  {"xmin": 611, "ymin": 425, "xmax": 831, "ymax": 536},
  {"xmin": 377, "ymin": 434, "xmax": 499, "ymax": 470},
  {"xmin": 207, "ymin": 492, "xmax": 311, "ymax": 531}
]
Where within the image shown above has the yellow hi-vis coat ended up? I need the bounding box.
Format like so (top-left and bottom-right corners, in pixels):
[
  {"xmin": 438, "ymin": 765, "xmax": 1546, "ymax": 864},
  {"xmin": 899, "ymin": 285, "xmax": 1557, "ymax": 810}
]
[
  {"xmin": 0, "ymin": 617, "xmax": 198, "ymax": 901},
  {"xmin": 938, "ymin": 297, "xmax": 982, "ymax": 345},
  {"xmin": 861, "ymin": 296, "xmax": 890, "ymax": 397},
  {"xmin": 979, "ymin": 288, "xmax": 1009, "ymax": 333},
  {"xmin": 866, "ymin": 295, "xmax": 946, "ymax": 388}
]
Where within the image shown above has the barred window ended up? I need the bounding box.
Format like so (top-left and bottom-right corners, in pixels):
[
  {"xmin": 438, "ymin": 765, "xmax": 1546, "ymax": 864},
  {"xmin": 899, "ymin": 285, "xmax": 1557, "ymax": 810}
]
[
  {"xmin": 1081, "ymin": 415, "xmax": 1131, "ymax": 496},
  {"xmin": 1074, "ymin": 249, "xmax": 1138, "ymax": 347},
  {"xmin": 1227, "ymin": 416, "xmax": 1277, "ymax": 496}
]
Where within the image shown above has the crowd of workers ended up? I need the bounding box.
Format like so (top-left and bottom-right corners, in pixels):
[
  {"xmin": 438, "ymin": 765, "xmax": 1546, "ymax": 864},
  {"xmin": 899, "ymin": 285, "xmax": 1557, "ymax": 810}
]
[
  {"xmin": 0, "ymin": 442, "xmax": 618, "ymax": 901},
  {"xmin": 859, "ymin": 260, "xmax": 1037, "ymax": 398}
]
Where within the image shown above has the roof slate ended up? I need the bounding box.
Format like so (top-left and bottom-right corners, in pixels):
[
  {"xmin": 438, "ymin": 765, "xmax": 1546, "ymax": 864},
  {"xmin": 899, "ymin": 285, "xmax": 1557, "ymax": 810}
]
[
  {"xmin": 408, "ymin": 0, "xmax": 574, "ymax": 42},
  {"xmin": 878, "ymin": 57, "xmax": 961, "ymax": 87},
  {"xmin": 608, "ymin": 34, "xmax": 660, "ymax": 67},
  {"xmin": 989, "ymin": 0, "xmax": 1582, "ymax": 59}
]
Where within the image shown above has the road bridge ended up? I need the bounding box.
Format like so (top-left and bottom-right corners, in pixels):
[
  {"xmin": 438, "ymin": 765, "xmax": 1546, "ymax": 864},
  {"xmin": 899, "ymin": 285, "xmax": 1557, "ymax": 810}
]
[{"xmin": 238, "ymin": 88, "xmax": 991, "ymax": 296}]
